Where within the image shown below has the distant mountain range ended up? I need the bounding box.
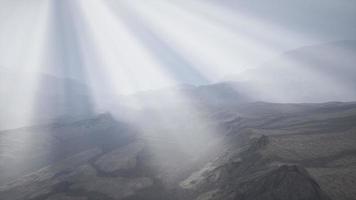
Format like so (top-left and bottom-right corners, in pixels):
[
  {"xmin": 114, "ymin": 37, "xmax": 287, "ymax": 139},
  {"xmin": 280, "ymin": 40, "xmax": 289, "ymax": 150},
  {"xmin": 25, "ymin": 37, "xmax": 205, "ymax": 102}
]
[
  {"xmin": 116, "ymin": 40, "xmax": 356, "ymax": 110},
  {"xmin": 0, "ymin": 70, "xmax": 94, "ymax": 130},
  {"xmin": 226, "ymin": 40, "xmax": 356, "ymax": 102},
  {"xmin": 1, "ymin": 40, "xmax": 355, "ymax": 129}
]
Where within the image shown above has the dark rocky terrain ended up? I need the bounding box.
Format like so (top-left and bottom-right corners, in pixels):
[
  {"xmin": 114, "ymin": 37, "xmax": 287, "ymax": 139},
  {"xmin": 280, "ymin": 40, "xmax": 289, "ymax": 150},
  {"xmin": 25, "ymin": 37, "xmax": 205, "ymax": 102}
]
[{"xmin": 1, "ymin": 99, "xmax": 356, "ymax": 200}]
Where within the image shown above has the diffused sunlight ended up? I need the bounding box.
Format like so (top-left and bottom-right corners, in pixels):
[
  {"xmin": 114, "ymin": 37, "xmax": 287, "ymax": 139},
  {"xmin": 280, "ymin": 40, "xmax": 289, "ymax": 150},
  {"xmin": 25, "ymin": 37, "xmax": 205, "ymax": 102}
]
[{"xmin": 0, "ymin": 0, "xmax": 355, "ymax": 180}]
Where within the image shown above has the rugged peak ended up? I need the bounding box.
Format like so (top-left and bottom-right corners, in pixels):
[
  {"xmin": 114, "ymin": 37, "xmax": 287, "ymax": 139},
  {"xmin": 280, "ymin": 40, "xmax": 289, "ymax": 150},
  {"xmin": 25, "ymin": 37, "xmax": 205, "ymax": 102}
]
[
  {"xmin": 95, "ymin": 112, "xmax": 115, "ymax": 122},
  {"xmin": 68, "ymin": 112, "xmax": 116, "ymax": 128},
  {"xmin": 246, "ymin": 135, "xmax": 269, "ymax": 153},
  {"xmin": 237, "ymin": 165, "xmax": 332, "ymax": 200}
]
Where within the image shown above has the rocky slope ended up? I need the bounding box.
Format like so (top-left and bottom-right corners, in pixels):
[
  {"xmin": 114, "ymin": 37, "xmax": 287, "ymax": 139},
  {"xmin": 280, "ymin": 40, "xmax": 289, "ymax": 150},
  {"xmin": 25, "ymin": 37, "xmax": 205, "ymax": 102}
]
[{"xmin": 0, "ymin": 101, "xmax": 356, "ymax": 200}]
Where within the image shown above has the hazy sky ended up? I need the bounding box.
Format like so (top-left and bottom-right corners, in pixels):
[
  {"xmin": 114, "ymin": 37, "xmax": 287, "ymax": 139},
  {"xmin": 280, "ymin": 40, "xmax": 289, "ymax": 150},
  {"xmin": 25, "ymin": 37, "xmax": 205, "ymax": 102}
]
[
  {"xmin": 0, "ymin": 0, "xmax": 356, "ymax": 130},
  {"xmin": 0, "ymin": 0, "xmax": 355, "ymax": 93},
  {"xmin": 214, "ymin": 0, "xmax": 356, "ymax": 42}
]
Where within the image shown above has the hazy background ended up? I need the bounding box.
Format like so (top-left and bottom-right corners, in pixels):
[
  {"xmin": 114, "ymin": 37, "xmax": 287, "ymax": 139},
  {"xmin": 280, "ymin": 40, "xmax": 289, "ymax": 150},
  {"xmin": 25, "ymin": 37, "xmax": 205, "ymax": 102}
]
[{"xmin": 0, "ymin": 0, "xmax": 356, "ymax": 129}]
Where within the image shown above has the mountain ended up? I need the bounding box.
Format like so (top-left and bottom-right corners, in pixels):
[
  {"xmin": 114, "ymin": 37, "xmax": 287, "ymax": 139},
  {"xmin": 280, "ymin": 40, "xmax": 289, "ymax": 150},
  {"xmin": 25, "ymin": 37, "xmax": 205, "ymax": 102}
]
[
  {"xmin": 0, "ymin": 69, "xmax": 94, "ymax": 130},
  {"xmin": 116, "ymin": 82, "xmax": 249, "ymax": 110},
  {"xmin": 111, "ymin": 41, "xmax": 356, "ymax": 111},
  {"xmin": 1, "ymin": 101, "xmax": 356, "ymax": 200}
]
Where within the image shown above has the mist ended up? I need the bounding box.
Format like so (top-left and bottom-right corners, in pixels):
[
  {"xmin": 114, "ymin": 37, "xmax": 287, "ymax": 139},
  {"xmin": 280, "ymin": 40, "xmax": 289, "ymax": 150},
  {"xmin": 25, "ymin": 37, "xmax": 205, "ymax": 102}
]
[{"xmin": 0, "ymin": 1, "xmax": 356, "ymax": 200}]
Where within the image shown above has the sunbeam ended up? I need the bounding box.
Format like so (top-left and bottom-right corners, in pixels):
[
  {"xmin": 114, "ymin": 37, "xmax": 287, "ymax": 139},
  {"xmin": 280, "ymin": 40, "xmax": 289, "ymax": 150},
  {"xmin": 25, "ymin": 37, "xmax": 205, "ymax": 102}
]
[
  {"xmin": 118, "ymin": 0, "xmax": 314, "ymax": 81},
  {"xmin": 74, "ymin": 0, "xmax": 223, "ymax": 163},
  {"xmin": 1, "ymin": 0, "xmax": 356, "ymax": 199},
  {"xmin": 74, "ymin": 0, "xmax": 178, "ymax": 97},
  {"xmin": 0, "ymin": 0, "xmax": 50, "ymax": 129}
]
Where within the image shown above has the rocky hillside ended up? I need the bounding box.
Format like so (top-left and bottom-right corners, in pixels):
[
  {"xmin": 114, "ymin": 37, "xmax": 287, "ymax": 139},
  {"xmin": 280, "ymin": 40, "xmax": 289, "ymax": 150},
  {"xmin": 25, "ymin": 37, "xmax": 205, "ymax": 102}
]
[{"xmin": 0, "ymin": 101, "xmax": 356, "ymax": 200}]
